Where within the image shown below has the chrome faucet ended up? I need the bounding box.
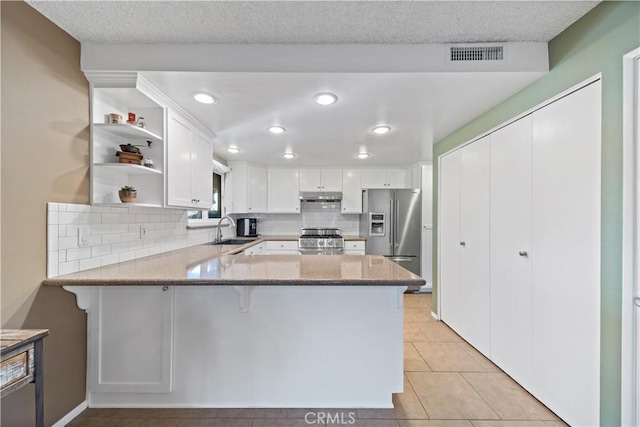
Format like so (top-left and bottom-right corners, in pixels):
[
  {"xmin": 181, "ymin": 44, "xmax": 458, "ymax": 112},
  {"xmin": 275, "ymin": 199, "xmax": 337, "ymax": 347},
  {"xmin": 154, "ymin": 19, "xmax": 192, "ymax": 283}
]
[{"xmin": 215, "ymin": 216, "xmax": 236, "ymax": 243}]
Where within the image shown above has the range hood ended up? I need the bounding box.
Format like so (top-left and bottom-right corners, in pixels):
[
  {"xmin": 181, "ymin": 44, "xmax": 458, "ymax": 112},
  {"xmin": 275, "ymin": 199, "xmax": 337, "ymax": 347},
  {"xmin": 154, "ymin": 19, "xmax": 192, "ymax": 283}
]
[{"xmin": 299, "ymin": 192, "xmax": 342, "ymax": 202}]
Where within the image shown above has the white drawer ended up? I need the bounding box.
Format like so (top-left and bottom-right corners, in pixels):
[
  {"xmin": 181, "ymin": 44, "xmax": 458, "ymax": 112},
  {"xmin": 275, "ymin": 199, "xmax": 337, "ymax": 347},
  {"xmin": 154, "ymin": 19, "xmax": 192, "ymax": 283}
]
[
  {"xmin": 265, "ymin": 241, "xmax": 299, "ymax": 251},
  {"xmin": 244, "ymin": 242, "xmax": 265, "ymax": 255},
  {"xmin": 344, "ymin": 241, "xmax": 365, "ymax": 251}
]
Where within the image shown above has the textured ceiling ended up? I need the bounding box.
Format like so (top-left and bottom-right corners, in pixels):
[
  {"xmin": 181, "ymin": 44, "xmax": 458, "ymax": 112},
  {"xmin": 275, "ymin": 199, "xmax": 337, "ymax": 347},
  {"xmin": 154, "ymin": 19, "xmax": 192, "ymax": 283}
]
[{"xmin": 28, "ymin": 1, "xmax": 599, "ymax": 44}]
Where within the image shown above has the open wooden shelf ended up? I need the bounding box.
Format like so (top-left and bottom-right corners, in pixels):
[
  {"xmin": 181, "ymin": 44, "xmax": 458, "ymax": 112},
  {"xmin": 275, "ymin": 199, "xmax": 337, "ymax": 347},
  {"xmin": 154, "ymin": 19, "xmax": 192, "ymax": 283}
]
[
  {"xmin": 93, "ymin": 123, "xmax": 163, "ymax": 144},
  {"xmin": 93, "ymin": 163, "xmax": 162, "ymax": 175}
]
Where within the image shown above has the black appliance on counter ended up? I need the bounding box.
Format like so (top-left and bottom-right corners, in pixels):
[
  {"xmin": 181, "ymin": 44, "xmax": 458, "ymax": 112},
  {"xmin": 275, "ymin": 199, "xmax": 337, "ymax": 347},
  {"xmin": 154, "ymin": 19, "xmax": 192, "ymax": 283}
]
[{"xmin": 237, "ymin": 218, "xmax": 258, "ymax": 237}]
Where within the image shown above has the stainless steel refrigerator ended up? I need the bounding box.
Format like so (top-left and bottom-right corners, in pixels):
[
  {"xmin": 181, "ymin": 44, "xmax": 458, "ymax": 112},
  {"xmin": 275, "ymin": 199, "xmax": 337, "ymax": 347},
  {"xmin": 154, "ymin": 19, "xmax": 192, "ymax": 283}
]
[{"xmin": 361, "ymin": 189, "xmax": 422, "ymax": 290}]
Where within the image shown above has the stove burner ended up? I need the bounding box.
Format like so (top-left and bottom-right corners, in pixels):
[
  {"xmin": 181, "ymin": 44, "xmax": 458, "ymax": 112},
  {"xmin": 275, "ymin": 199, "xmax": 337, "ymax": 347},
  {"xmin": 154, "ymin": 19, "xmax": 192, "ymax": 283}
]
[{"xmin": 298, "ymin": 227, "xmax": 345, "ymax": 251}]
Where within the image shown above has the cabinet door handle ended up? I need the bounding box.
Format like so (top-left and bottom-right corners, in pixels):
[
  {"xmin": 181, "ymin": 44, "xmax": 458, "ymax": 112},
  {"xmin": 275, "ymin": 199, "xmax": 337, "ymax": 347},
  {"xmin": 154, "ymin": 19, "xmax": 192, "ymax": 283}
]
[
  {"xmin": 634, "ymin": 297, "xmax": 640, "ymax": 307},
  {"xmin": 162, "ymin": 286, "xmax": 169, "ymax": 291},
  {"xmin": 460, "ymin": 241, "xmax": 466, "ymax": 247},
  {"xmin": 519, "ymin": 251, "xmax": 528, "ymax": 257}
]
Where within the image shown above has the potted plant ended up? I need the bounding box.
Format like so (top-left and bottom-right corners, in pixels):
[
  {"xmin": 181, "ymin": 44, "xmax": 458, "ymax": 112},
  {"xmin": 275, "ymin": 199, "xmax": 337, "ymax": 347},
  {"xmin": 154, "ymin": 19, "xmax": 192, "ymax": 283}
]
[{"xmin": 118, "ymin": 185, "xmax": 137, "ymax": 203}]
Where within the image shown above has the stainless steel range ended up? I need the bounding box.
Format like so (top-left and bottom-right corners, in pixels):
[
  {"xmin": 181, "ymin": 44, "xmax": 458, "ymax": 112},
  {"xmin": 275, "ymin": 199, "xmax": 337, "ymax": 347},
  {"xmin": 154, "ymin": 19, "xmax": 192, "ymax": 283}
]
[{"xmin": 298, "ymin": 228, "xmax": 345, "ymax": 255}]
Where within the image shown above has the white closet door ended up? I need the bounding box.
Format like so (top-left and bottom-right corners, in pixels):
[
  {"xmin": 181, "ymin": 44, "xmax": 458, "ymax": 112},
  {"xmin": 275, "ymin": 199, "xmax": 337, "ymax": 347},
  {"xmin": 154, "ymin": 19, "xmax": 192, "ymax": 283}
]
[
  {"xmin": 490, "ymin": 116, "xmax": 533, "ymax": 387},
  {"xmin": 439, "ymin": 150, "xmax": 462, "ymax": 331},
  {"xmin": 459, "ymin": 136, "xmax": 492, "ymax": 356},
  {"xmin": 531, "ymin": 81, "xmax": 601, "ymax": 427}
]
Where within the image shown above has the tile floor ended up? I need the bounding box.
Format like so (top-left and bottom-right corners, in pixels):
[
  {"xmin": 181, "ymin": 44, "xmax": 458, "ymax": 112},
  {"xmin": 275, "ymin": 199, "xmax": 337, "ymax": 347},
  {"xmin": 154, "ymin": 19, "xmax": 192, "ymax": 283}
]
[{"xmin": 70, "ymin": 293, "xmax": 568, "ymax": 427}]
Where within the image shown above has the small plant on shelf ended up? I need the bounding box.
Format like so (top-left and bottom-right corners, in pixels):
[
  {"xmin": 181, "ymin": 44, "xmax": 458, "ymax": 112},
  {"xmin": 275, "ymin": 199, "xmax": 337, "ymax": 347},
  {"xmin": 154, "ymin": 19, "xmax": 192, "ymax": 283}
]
[{"xmin": 118, "ymin": 185, "xmax": 137, "ymax": 203}]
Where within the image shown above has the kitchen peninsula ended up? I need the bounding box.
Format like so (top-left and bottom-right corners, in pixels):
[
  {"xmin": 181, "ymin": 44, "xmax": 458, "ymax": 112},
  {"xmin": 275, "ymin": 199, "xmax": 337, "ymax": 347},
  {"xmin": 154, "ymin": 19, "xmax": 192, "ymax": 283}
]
[{"xmin": 44, "ymin": 241, "xmax": 424, "ymax": 409}]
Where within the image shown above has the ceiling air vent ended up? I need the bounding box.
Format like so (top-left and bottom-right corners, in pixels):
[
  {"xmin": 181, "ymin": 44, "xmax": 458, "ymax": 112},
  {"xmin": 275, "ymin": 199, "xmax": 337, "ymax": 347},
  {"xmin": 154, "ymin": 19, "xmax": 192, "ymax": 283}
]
[{"xmin": 450, "ymin": 46, "xmax": 504, "ymax": 61}]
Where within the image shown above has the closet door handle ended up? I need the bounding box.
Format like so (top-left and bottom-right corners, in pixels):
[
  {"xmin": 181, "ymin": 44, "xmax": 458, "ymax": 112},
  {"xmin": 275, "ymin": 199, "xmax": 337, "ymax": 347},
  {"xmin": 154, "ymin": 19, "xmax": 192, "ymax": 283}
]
[
  {"xmin": 633, "ymin": 297, "xmax": 640, "ymax": 307},
  {"xmin": 519, "ymin": 251, "xmax": 529, "ymax": 257},
  {"xmin": 460, "ymin": 241, "xmax": 466, "ymax": 247}
]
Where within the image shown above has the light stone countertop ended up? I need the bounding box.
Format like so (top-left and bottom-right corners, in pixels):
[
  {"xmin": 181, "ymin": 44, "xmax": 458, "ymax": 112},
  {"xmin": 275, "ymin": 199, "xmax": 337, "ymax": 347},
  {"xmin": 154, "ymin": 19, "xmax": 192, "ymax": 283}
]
[{"xmin": 42, "ymin": 240, "xmax": 422, "ymax": 287}]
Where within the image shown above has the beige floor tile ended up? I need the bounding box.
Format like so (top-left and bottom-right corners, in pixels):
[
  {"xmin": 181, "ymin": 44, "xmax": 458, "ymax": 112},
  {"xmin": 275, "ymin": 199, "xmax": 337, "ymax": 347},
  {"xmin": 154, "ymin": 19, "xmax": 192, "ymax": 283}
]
[
  {"xmin": 470, "ymin": 421, "xmax": 547, "ymax": 427},
  {"xmin": 178, "ymin": 420, "xmax": 252, "ymax": 427},
  {"xmin": 462, "ymin": 373, "xmax": 559, "ymax": 421},
  {"xmin": 412, "ymin": 342, "xmax": 484, "ymax": 372},
  {"xmin": 399, "ymin": 421, "xmax": 473, "ymax": 427},
  {"xmin": 405, "ymin": 323, "xmax": 431, "ymax": 342},
  {"xmin": 405, "ymin": 307, "xmax": 435, "ymax": 323},
  {"xmin": 404, "ymin": 294, "xmax": 432, "ymax": 309},
  {"xmin": 252, "ymin": 418, "xmax": 322, "ymax": 426},
  {"xmin": 215, "ymin": 409, "xmax": 288, "ymax": 419},
  {"xmin": 350, "ymin": 420, "xmax": 401, "ymax": 426},
  {"xmin": 406, "ymin": 372, "xmax": 499, "ymax": 420},
  {"xmin": 458, "ymin": 342, "xmax": 501, "ymax": 373},
  {"xmin": 404, "ymin": 343, "xmax": 432, "ymax": 372},
  {"xmin": 415, "ymin": 322, "xmax": 462, "ymax": 343},
  {"xmin": 358, "ymin": 375, "xmax": 428, "ymax": 420}
]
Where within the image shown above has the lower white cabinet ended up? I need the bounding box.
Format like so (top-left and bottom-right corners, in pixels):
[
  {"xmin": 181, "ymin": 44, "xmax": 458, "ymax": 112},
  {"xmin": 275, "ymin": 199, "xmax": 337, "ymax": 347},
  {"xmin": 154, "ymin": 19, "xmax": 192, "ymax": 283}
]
[
  {"xmin": 264, "ymin": 240, "xmax": 299, "ymax": 255},
  {"xmin": 243, "ymin": 242, "xmax": 266, "ymax": 255},
  {"xmin": 89, "ymin": 286, "xmax": 174, "ymax": 393},
  {"xmin": 344, "ymin": 241, "xmax": 365, "ymax": 255},
  {"xmin": 268, "ymin": 169, "xmax": 300, "ymax": 213}
]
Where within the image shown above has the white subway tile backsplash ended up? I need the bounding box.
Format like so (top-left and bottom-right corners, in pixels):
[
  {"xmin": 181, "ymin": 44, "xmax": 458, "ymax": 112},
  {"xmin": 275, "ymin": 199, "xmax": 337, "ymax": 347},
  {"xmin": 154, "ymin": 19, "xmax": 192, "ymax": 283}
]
[
  {"xmin": 79, "ymin": 257, "xmax": 101, "ymax": 271},
  {"xmin": 59, "ymin": 260, "xmax": 79, "ymax": 275},
  {"xmin": 46, "ymin": 201, "xmax": 354, "ymax": 278}
]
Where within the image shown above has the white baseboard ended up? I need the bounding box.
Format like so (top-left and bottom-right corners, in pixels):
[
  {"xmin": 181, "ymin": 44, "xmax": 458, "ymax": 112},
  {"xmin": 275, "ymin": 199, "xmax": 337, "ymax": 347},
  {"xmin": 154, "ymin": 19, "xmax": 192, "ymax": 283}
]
[
  {"xmin": 431, "ymin": 311, "xmax": 440, "ymax": 320},
  {"xmin": 52, "ymin": 400, "xmax": 87, "ymax": 427}
]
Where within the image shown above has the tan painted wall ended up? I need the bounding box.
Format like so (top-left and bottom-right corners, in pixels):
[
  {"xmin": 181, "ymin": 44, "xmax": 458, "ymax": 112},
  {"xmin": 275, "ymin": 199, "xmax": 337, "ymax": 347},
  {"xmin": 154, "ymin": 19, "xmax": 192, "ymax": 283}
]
[{"xmin": 1, "ymin": 2, "xmax": 89, "ymax": 425}]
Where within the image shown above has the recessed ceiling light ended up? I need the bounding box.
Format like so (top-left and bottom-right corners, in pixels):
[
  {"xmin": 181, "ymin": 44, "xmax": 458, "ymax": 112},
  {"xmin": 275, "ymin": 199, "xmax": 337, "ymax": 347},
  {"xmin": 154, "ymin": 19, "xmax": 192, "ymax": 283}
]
[
  {"xmin": 356, "ymin": 152, "xmax": 370, "ymax": 159},
  {"xmin": 226, "ymin": 147, "xmax": 240, "ymax": 154},
  {"xmin": 193, "ymin": 92, "xmax": 217, "ymax": 104},
  {"xmin": 282, "ymin": 152, "xmax": 296, "ymax": 159},
  {"xmin": 372, "ymin": 125, "xmax": 391, "ymax": 135},
  {"xmin": 314, "ymin": 93, "xmax": 338, "ymax": 106},
  {"xmin": 269, "ymin": 125, "xmax": 286, "ymax": 134}
]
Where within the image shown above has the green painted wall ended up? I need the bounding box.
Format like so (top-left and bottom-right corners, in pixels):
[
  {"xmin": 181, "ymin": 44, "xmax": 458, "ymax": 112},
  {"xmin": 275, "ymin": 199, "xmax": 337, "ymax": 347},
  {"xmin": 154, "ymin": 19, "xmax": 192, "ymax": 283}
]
[{"xmin": 431, "ymin": 2, "xmax": 640, "ymax": 425}]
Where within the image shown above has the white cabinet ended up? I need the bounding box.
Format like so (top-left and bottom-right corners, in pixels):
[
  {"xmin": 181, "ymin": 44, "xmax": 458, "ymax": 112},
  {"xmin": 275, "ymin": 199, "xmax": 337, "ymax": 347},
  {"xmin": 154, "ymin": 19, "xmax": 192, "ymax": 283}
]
[
  {"xmin": 490, "ymin": 116, "xmax": 533, "ymax": 388},
  {"xmin": 344, "ymin": 241, "xmax": 365, "ymax": 255},
  {"xmin": 530, "ymin": 81, "xmax": 601, "ymax": 427},
  {"xmin": 167, "ymin": 111, "xmax": 213, "ymax": 209},
  {"xmin": 268, "ymin": 169, "xmax": 300, "ymax": 213},
  {"xmin": 265, "ymin": 240, "xmax": 299, "ymax": 255},
  {"xmin": 438, "ymin": 80, "xmax": 601, "ymax": 427},
  {"xmin": 341, "ymin": 169, "xmax": 363, "ymax": 214},
  {"xmin": 299, "ymin": 169, "xmax": 343, "ymax": 192},
  {"xmin": 228, "ymin": 163, "xmax": 268, "ymax": 214},
  {"xmin": 90, "ymin": 82, "xmax": 166, "ymax": 207},
  {"xmin": 244, "ymin": 242, "xmax": 266, "ymax": 255},
  {"xmin": 89, "ymin": 286, "xmax": 174, "ymax": 393},
  {"xmin": 362, "ymin": 169, "xmax": 409, "ymax": 189},
  {"xmin": 440, "ymin": 138, "xmax": 492, "ymax": 353}
]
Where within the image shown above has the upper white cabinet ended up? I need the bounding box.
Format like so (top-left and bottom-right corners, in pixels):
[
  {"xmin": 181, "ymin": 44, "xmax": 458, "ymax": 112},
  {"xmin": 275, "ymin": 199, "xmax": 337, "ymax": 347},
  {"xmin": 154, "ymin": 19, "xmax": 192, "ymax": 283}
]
[
  {"xmin": 268, "ymin": 169, "xmax": 300, "ymax": 213},
  {"xmin": 438, "ymin": 80, "xmax": 601, "ymax": 427},
  {"xmin": 90, "ymin": 81, "xmax": 166, "ymax": 207},
  {"xmin": 299, "ymin": 169, "xmax": 343, "ymax": 192},
  {"xmin": 228, "ymin": 162, "xmax": 268, "ymax": 214},
  {"xmin": 362, "ymin": 169, "xmax": 409, "ymax": 189},
  {"xmin": 166, "ymin": 110, "xmax": 213, "ymax": 209},
  {"xmin": 341, "ymin": 169, "xmax": 363, "ymax": 214}
]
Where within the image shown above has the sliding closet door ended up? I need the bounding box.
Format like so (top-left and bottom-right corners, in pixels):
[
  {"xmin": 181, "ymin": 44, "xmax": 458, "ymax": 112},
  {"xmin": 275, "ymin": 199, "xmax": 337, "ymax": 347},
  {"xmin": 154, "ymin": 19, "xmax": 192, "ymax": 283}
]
[
  {"xmin": 490, "ymin": 116, "xmax": 533, "ymax": 388},
  {"xmin": 459, "ymin": 136, "xmax": 492, "ymax": 356},
  {"xmin": 531, "ymin": 81, "xmax": 601, "ymax": 427},
  {"xmin": 439, "ymin": 150, "xmax": 462, "ymax": 331}
]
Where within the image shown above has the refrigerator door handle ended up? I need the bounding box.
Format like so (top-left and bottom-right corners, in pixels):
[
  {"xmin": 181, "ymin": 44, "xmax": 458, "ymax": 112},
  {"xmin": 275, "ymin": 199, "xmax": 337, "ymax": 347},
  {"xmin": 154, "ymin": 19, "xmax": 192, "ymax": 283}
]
[
  {"xmin": 395, "ymin": 199, "xmax": 400, "ymax": 248},
  {"xmin": 389, "ymin": 199, "xmax": 394, "ymax": 248},
  {"xmin": 390, "ymin": 257, "xmax": 413, "ymax": 262}
]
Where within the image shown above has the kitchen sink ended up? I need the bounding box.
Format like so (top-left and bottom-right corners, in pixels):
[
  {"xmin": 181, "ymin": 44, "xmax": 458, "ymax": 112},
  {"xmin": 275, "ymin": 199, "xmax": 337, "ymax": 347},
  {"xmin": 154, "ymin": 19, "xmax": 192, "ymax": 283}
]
[{"xmin": 210, "ymin": 239, "xmax": 255, "ymax": 245}]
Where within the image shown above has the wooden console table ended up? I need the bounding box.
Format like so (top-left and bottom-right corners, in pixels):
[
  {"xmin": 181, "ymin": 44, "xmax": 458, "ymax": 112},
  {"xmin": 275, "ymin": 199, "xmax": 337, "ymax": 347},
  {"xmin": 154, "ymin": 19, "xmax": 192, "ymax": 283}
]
[{"xmin": 1, "ymin": 329, "xmax": 49, "ymax": 427}]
